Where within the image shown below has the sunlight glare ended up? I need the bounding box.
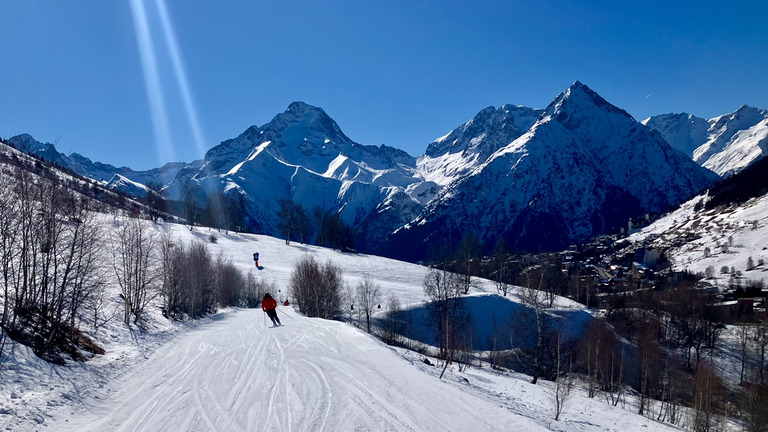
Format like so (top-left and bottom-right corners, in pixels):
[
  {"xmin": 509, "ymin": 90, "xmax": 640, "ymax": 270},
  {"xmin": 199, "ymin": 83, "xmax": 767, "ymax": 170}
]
[
  {"xmin": 129, "ymin": 0, "xmax": 175, "ymax": 164},
  {"xmin": 155, "ymin": 0, "xmax": 207, "ymax": 159}
]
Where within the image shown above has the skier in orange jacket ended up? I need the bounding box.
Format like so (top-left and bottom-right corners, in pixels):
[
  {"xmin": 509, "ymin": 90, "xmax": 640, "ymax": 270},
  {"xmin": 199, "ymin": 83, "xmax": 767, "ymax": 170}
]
[{"xmin": 261, "ymin": 293, "xmax": 281, "ymax": 326}]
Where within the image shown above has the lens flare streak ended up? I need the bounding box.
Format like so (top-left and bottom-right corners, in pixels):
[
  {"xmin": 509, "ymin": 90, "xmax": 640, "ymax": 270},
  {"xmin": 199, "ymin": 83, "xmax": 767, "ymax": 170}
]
[
  {"xmin": 155, "ymin": 0, "xmax": 206, "ymax": 159},
  {"xmin": 129, "ymin": 0, "xmax": 175, "ymax": 163}
]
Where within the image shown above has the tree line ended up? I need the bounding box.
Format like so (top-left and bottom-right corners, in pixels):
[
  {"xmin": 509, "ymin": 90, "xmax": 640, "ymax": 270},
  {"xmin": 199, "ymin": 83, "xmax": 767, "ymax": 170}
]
[
  {"xmin": 152, "ymin": 188, "xmax": 356, "ymax": 252},
  {"xmin": 277, "ymin": 198, "xmax": 355, "ymax": 251}
]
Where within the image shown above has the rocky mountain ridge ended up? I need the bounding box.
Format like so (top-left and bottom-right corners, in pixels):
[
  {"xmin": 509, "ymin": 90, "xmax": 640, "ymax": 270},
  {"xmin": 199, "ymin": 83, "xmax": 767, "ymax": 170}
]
[
  {"xmin": 7, "ymin": 82, "xmax": 761, "ymax": 261},
  {"xmin": 643, "ymin": 105, "xmax": 768, "ymax": 177},
  {"xmin": 385, "ymin": 82, "xmax": 717, "ymax": 260}
]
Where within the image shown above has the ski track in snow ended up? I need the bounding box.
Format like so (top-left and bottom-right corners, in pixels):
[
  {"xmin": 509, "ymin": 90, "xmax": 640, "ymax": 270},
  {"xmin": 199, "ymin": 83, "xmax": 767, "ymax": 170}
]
[{"xmin": 39, "ymin": 308, "xmax": 547, "ymax": 432}]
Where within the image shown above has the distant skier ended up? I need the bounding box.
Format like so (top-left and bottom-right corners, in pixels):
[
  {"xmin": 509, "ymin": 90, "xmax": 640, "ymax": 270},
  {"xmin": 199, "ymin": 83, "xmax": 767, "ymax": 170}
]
[
  {"xmin": 261, "ymin": 293, "xmax": 281, "ymax": 326},
  {"xmin": 253, "ymin": 252, "xmax": 259, "ymax": 268}
]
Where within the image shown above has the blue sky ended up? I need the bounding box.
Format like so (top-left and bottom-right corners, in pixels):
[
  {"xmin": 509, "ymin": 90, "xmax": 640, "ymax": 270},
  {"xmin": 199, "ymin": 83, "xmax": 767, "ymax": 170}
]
[{"xmin": 1, "ymin": 0, "xmax": 766, "ymax": 170}]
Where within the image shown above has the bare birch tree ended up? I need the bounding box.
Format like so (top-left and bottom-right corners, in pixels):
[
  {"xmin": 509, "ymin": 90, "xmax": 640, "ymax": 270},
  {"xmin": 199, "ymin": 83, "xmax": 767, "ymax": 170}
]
[
  {"xmin": 355, "ymin": 275, "xmax": 381, "ymax": 333},
  {"xmin": 522, "ymin": 266, "xmax": 549, "ymax": 384},
  {"xmin": 423, "ymin": 266, "xmax": 464, "ymax": 361},
  {"xmin": 552, "ymin": 329, "xmax": 573, "ymax": 421},
  {"xmin": 112, "ymin": 218, "xmax": 159, "ymax": 325},
  {"xmin": 491, "ymin": 240, "xmax": 511, "ymax": 297},
  {"xmin": 290, "ymin": 255, "xmax": 343, "ymax": 319},
  {"xmin": 691, "ymin": 361, "xmax": 726, "ymax": 432}
]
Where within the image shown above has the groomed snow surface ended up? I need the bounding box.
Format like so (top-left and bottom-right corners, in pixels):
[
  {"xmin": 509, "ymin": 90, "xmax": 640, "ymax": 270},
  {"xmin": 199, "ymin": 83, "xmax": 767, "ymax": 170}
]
[{"xmin": 2, "ymin": 222, "xmax": 682, "ymax": 432}]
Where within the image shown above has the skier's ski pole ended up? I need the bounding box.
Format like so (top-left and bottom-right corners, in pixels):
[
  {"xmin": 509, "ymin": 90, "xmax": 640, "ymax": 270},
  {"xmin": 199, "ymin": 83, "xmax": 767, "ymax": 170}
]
[
  {"xmin": 276, "ymin": 308, "xmax": 293, "ymax": 320},
  {"xmin": 263, "ymin": 310, "xmax": 266, "ymax": 326}
]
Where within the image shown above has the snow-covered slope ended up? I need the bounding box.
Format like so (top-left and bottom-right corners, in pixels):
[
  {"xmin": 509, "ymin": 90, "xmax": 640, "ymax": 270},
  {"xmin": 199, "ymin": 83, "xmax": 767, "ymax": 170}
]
[
  {"xmin": 105, "ymin": 174, "xmax": 149, "ymax": 198},
  {"xmin": 44, "ymin": 308, "xmax": 552, "ymax": 432},
  {"xmin": 644, "ymin": 105, "xmax": 768, "ymax": 177},
  {"xmin": 627, "ymin": 191, "xmax": 768, "ymax": 290},
  {"xmin": 641, "ymin": 113, "xmax": 710, "ymax": 159},
  {"xmin": 627, "ymin": 157, "xmax": 768, "ymax": 289},
  {"xmin": 387, "ymin": 82, "xmax": 717, "ymax": 259},
  {"xmin": 0, "ymin": 220, "xmax": 680, "ymax": 432},
  {"xmin": 697, "ymin": 116, "xmax": 768, "ymax": 177}
]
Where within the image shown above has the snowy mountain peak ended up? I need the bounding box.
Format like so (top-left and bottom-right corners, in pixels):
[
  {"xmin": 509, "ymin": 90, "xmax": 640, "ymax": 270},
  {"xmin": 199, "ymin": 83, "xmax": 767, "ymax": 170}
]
[
  {"xmin": 263, "ymin": 102, "xmax": 357, "ymax": 159},
  {"xmin": 546, "ymin": 81, "xmax": 632, "ymax": 124},
  {"xmin": 8, "ymin": 134, "xmax": 75, "ymax": 169},
  {"xmin": 106, "ymin": 174, "xmax": 149, "ymax": 198},
  {"xmin": 418, "ymin": 104, "xmax": 542, "ymax": 186},
  {"xmin": 710, "ymin": 105, "xmax": 767, "ymax": 131},
  {"xmin": 424, "ymin": 105, "xmax": 541, "ymax": 159},
  {"xmin": 286, "ymin": 100, "xmax": 320, "ymax": 114},
  {"xmin": 642, "ymin": 113, "xmax": 710, "ymax": 157},
  {"xmin": 198, "ymin": 101, "xmax": 357, "ymax": 176},
  {"xmin": 272, "ymin": 101, "xmax": 348, "ymax": 140},
  {"xmin": 565, "ymin": 80, "xmax": 603, "ymax": 101},
  {"xmin": 734, "ymin": 104, "xmax": 765, "ymax": 115},
  {"xmin": 261, "ymin": 101, "xmax": 352, "ymax": 146},
  {"xmin": 9, "ymin": 133, "xmax": 54, "ymax": 155},
  {"xmin": 391, "ymin": 82, "xmax": 716, "ymax": 260}
]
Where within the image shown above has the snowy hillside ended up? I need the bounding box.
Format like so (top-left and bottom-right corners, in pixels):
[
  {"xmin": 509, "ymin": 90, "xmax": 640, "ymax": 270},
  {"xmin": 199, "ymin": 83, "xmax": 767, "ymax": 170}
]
[
  {"xmin": 627, "ymin": 191, "xmax": 768, "ymax": 290},
  {"xmin": 0, "ymin": 220, "xmax": 685, "ymax": 432},
  {"xmin": 644, "ymin": 105, "xmax": 768, "ymax": 177}
]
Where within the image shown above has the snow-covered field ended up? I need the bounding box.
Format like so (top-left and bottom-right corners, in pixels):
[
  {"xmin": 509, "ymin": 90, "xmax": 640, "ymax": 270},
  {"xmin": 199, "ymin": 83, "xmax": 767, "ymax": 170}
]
[{"xmin": 1, "ymin": 221, "xmax": 685, "ymax": 431}]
